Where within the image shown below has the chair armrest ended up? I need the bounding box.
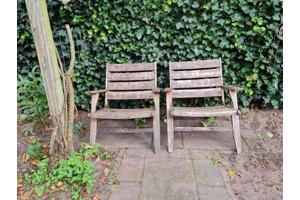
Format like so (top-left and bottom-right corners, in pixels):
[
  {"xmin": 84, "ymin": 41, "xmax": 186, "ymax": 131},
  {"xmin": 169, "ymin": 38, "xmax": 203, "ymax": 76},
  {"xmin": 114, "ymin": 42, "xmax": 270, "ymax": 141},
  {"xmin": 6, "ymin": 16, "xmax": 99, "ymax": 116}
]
[
  {"xmin": 163, "ymin": 88, "xmax": 173, "ymax": 93},
  {"xmin": 222, "ymin": 85, "xmax": 243, "ymax": 92},
  {"xmin": 152, "ymin": 88, "xmax": 162, "ymax": 93},
  {"xmin": 85, "ymin": 89, "xmax": 106, "ymax": 95}
]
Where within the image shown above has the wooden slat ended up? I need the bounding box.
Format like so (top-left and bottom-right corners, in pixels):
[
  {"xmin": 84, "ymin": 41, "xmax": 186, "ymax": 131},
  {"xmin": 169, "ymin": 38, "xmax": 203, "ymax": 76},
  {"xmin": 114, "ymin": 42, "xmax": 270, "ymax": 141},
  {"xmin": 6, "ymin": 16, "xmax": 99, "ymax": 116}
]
[
  {"xmin": 171, "ymin": 106, "xmax": 237, "ymax": 117},
  {"xmin": 108, "ymin": 63, "xmax": 155, "ymax": 72},
  {"xmin": 89, "ymin": 108, "xmax": 155, "ymax": 119},
  {"xmin": 107, "ymin": 91, "xmax": 154, "ymax": 100},
  {"xmin": 171, "ymin": 59, "xmax": 220, "ymax": 70},
  {"xmin": 107, "ymin": 80, "xmax": 154, "ymax": 91},
  {"xmin": 108, "ymin": 71, "xmax": 155, "ymax": 81},
  {"xmin": 172, "ymin": 78, "xmax": 222, "ymax": 89},
  {"xmin": 172, "ymin": 69, "xmax": 221, "ymax": 80},
  {"xmin": 100, "ymin": 128, "xmax": 153, "ymax": 134},
  {"xmin": 172, "ymin": 88, "xmax": 222, "ymax": 98},
  {"xmin": 174, "ymin": 127, "xmax": 231, "ymax": 132}
]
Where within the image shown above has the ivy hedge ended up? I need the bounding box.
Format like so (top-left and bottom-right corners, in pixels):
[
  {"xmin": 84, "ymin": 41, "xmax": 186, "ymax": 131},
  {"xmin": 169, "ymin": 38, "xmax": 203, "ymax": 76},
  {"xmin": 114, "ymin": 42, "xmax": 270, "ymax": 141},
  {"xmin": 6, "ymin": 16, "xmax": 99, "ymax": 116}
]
[{"xmin": 17, "ymin": 0, "xmax": 283, "ymax": 110}]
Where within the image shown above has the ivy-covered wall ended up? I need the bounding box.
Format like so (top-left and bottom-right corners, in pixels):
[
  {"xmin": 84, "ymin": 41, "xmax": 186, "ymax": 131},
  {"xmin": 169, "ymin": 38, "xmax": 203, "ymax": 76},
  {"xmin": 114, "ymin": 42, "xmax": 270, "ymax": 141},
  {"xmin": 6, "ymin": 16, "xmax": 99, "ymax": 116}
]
[{"xmin": 17, "ymin": 0, "xmax": 283, "ymax": 110}]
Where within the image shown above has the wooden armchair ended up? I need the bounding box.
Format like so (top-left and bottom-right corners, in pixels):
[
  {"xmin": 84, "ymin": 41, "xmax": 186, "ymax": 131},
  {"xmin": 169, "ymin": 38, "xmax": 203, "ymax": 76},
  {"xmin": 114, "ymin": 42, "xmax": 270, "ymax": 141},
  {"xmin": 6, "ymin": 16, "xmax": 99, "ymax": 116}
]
[
  {"xmin": 165, "ymin": 59, "xmax": 243, "ymax": 153},
  {"xmin": 87, "ymin": 62, "xmax": 161, "ymax": 153}
]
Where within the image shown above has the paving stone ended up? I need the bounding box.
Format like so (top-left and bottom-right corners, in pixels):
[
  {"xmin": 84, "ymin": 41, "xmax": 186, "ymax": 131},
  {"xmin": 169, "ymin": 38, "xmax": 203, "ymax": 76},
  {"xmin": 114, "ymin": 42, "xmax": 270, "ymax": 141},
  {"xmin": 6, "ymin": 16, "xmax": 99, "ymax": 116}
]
[
  {"xmin": 118, "ymin": 157, "xmax": 144, "ymax": 182},
  {"xmin": 145, "ymin": 148, "xmax": 190, "ymax": 159},
  {"xmin": 140, "ymin": 159, "xmax": 198, "ymax": 200},
  {"xmin": 183, "ymin": 131, "xmax": 235, "ymax": 150},
  {"xmin": 109, "ymin": 182, "xmax": 140, "ymax": 200},
  {"xmin": 193, "ymin": 160, "xmax": 225, "ymax": 187},
  {"xmin": 126, "ymin": 148, "xmax": 145, "ymax": 158},
  {"xmin": 190, "ymin": 150, "xmax": 219, "ymax": 161},
  {"xmin": 95, "ymin": 132, "xmax": 152, "ymax": 148},
  {"xmin": 198, "ymin": 186, "xmax": 229, "ymax": 200}
]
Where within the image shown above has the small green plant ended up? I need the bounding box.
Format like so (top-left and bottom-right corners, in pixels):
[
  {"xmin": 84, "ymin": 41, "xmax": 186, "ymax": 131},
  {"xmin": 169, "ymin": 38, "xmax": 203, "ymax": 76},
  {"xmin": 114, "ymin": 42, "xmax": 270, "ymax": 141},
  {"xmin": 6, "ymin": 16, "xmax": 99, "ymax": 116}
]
[
  {"xmin": 17, "ymin": 66, "xmax": 48, "ymax": 124},
  {"xmin": 24, "ymin": 144, "xmax": 99, "ymax": 199},
  {"xmin": 208, "ymin": 156, "xmax": 221, "ymax": 166},
  {"xmin": 73, "ymin": 122, "xmax": 87, "ymax": 134},
  {"xmin": 135, "ymin": 118, "xmax": 146, "ymax": 128},
  {"xmin": 26, "ymin": 139, "xmax": 41, "ymax": 159},
  {"xmin": 100, "ymin": 150, "xmax": 112, "ymax": 160},
  {"xmin": 202, "ymin": 116, "xmax": 217, "ymax": 127},
  {"xmin": 22, "ymin": 127, "xmax": 33, "ymax": 136}
]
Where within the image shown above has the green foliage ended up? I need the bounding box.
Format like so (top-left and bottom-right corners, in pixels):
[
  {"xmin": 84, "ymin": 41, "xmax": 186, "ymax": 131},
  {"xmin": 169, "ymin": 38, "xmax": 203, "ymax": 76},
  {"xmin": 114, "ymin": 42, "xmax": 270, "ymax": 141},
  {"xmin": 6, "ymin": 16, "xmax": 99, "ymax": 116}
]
[
  {"xmin": 26, "ymin": 139, "xmax": 42, "ymax": 160},
  {"xmin": 208, "ymin": 155, "xmax": 221, "ymax": 166},
  {"xmin": 17, "ymin": 0, "xmax": 282, "ymax": 109},
  {"xmin": 23, "ymin": 143, "xmax": 111, "ymax": 199},
  {"xmin": 73, "ymin": 122, "xmax": 87, "ymax": 134},
  {"xmin": 135, "ymin": 118, "xmax": 146, "ymax": 128},
  {"xmin": 22, "ymin": 127, "xmax": 33, "ymax": 136},
  {"xmin": 17, "ymin": 66, "xmax": 48, "ymax": 123}
]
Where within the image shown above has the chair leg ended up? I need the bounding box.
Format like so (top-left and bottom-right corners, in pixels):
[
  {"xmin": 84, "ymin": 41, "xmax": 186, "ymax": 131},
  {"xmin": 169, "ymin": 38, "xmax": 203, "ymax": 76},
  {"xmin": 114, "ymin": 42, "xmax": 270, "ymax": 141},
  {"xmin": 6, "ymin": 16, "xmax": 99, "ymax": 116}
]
[
  {"xmin": 153, "ymin": 113, "xmax": 160, "ymax": 153},
  {"xmin": 90, "ymin": 118, "xmax": 97, "ymax": 145},
  {"xmin": 153, "ymin": 94, "xmax": 160, "ymax": 153},
  {"xmin": 231, "ymin": 114, "xmax": 242, "ymax": 153},
  {"xmin": 167, "ymin": 114, "xmax": 174, "ymax": 153}
]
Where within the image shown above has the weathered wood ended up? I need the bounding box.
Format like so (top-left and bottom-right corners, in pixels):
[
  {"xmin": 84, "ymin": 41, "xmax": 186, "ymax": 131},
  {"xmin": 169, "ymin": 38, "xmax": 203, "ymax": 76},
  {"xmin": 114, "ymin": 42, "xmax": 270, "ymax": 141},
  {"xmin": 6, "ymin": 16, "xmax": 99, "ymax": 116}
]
[
  {"xmin": 166, "ymin": 91, "xmax": 174, "ymax": 153},
  {"xmin": 172, "ymin": 88, "xmax": 222, "ymax": 99},
  {"xmin": 101, "ymin": 128, "xmax": 153, "ymax": 134},
  {"xmin": 108, "ymin": 71, "xmax": 155, "ymax": 81},
  {"xmin": 171, "ymin": 106, "xmax": 237, "ymax": 117},
  {"xmin": 174, "ymin": 127, "xmax": 231, "ymax": 132},
  {"xmin": 107, "ymin": 80, "xmax": 155, "ymax": 91},
  {"xmin": 89, "ymin": 108, "xmax": 155, "ymax": 119},
  {"xmin": 153, "ymin": 93, "xmax": 160, "ymax": 153},
  {"xmin": 107, "ymin": 91, "xmax": 154, "ymax": 100},
  {"xmin": 172, "ymin": 78, "xmax": 222, "ymax": 89},
  {"xmin": 172, "ymin": 68, "xmax": 221, "ymax": 80},
  {"xmin": 170, "ymin": 59, "xmax": 220, "ymax": 70},
  {"xmin": 231, "ymin": 115, "xmax": 242, "ymax": 153},
  {"xmin": 86, "ymin": 89, "xmax": 106, "ymax": 95},
  {"xmin": 89, "ymin": 62, "xmax": 160, "ymax": 153},
  {"xmin": 108, "ymin": 63, "xmax": 155, "ymax": 72},
  {"xmin": 90, "ymin": 92, "xmax": 99, "ymax": 145},
  {"xmin": 166, "ymin": 59, "xmax": 242, "ymax": 154},
  {"xmin": 222, "ymin": 85, "xmax": 243, "ymax": 92}
]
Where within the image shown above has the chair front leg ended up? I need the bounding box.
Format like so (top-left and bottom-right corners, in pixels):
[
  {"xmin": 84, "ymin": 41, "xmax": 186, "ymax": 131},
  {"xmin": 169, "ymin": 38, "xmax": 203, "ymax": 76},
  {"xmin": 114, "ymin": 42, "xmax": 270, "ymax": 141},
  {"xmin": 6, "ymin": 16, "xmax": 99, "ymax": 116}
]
[
  {"xmin": 152, "ymin": 93, "xmax": 160, "ymax": 153},
  {"xmin": 166, "ymin": 91, "xmax": 174, "ymax": 153},
  {"xmin": 229, "ymin": 90, "xmax": 242, "ymax": 153},
  {"xmin": 90, "ymin": 93, "xmax": 99, "ymax": 145}
]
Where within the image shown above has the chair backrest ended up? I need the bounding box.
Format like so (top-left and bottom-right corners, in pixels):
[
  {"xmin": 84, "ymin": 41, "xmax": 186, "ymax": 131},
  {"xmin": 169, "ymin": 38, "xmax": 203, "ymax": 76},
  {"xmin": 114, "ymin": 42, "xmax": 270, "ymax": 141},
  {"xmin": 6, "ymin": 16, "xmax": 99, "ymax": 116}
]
[
  {"xmin": 169, "ymin": 59, "xmax": 224, "ymax": 103},
  {"xmin": 105, "ymin": 62, "xmax": 157, "ymax": 106}
]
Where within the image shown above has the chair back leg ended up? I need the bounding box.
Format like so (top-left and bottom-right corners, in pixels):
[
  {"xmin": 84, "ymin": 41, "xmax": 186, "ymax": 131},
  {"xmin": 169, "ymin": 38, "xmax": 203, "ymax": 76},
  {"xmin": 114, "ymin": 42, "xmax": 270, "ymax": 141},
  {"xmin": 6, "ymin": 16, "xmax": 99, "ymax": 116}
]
[
  {"xmin": 231, "ymin": 114, "xmax": 242, "ymax": 153},
  {"xmin": 153, "ymin": 93, "xmax": 160, "ymax": 153},
  {"xmin": 90, "ymin": 118, "xmax": 97, "ymax": 145}
]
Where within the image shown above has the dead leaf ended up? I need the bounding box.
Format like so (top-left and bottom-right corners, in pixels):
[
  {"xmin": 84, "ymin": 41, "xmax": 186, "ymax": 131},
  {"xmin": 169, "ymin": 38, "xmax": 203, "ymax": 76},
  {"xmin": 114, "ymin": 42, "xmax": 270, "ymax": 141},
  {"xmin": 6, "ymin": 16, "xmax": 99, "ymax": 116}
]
[
  {"xmin": 228, "ymin": 169, "xmax": 236, "ymax": 175},
  {"xmin": 42, "ymin": 154, "xmax": 48, "ymax": 158},
  {"xmin": 22, "ymin": 153, "xmax": 27, "ymax": 162},
  {"xmin": 57, "ymin": 182, "xmax": 63, "ymax": 187},
  {"xmin": 266, "ymin": 132, "xmax": 274, "ymax": 138},
  {"xmin": 93, "ymin": 194, "xmax": 103, "ymax": 200},
  {"xmin": 31, "ymin": 159, "xmax": 40, "ymax": 166},
  {"xmin": 104, "ymin": 168, "xmax": 110, "ymax": 176}
]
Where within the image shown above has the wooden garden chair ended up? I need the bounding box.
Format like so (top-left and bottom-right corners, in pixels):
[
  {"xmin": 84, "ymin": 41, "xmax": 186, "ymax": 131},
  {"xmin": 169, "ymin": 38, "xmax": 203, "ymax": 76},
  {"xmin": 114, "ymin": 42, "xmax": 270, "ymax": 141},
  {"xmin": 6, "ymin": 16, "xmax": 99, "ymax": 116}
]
[
  {"xmin": 87, "ymin": 62, "xmax": 161, "ymax": 153},
  {"xmin": 165, "ymin": 59, "xmax": 243, "ymax": 153}
]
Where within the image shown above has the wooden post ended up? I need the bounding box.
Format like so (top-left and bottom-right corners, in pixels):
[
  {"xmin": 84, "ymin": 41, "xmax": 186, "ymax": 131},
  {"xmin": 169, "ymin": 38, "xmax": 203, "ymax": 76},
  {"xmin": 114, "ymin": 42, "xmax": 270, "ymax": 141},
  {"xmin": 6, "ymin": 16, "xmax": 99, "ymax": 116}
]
[{"xmin": 25, "ymin": 0, "xmax": 74, "ymax": 155}]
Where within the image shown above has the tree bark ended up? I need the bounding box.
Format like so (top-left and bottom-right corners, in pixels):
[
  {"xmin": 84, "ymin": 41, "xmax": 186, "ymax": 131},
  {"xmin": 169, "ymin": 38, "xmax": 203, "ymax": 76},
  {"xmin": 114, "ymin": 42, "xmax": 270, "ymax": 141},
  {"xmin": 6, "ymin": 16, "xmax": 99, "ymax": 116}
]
[{"xmin": 25, "ymin": 0, "xmax": 74, "ymax": 157}]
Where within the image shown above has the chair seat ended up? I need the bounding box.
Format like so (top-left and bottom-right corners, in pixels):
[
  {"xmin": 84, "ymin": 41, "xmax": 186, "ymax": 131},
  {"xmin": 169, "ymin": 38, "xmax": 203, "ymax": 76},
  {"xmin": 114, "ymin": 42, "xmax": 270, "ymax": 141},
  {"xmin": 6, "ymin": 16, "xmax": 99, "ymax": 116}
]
[
  {"xmin": 88, "ymin": 108, "xmax": 155, "ymax": 119},
  {"xmin": 171, "ymin": 105, "xmax": 237, "ymax": 117}
]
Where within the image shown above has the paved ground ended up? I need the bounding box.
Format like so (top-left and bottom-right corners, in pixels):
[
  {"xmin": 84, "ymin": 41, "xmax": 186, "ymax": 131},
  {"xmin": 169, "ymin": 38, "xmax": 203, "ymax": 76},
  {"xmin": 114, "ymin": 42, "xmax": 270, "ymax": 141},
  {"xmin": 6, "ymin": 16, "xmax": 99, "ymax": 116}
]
[{"xmin": 89, "ymin": 117, "xmax": 238, "ymax": 200}]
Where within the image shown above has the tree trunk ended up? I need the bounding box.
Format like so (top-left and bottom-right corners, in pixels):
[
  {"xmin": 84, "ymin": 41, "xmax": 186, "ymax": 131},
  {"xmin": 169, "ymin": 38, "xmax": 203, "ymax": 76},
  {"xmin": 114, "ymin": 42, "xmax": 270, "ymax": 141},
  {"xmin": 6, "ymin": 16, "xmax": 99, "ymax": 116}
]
[{"xmin": 25, "ymin": 0, "xmax": 74, "ymax": 158}]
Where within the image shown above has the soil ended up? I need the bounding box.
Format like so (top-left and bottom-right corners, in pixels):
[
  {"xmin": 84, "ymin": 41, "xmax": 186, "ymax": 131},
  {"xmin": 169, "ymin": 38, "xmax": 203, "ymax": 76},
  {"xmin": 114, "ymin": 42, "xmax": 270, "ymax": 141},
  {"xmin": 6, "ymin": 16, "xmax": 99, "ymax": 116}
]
[
  {"xmin": 17, "ymin": 109, "xmax": 282, "ymax": 200},
  {"xmin": 217, "ymin": 109, "xmax": 283, "ymax": 200}
]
